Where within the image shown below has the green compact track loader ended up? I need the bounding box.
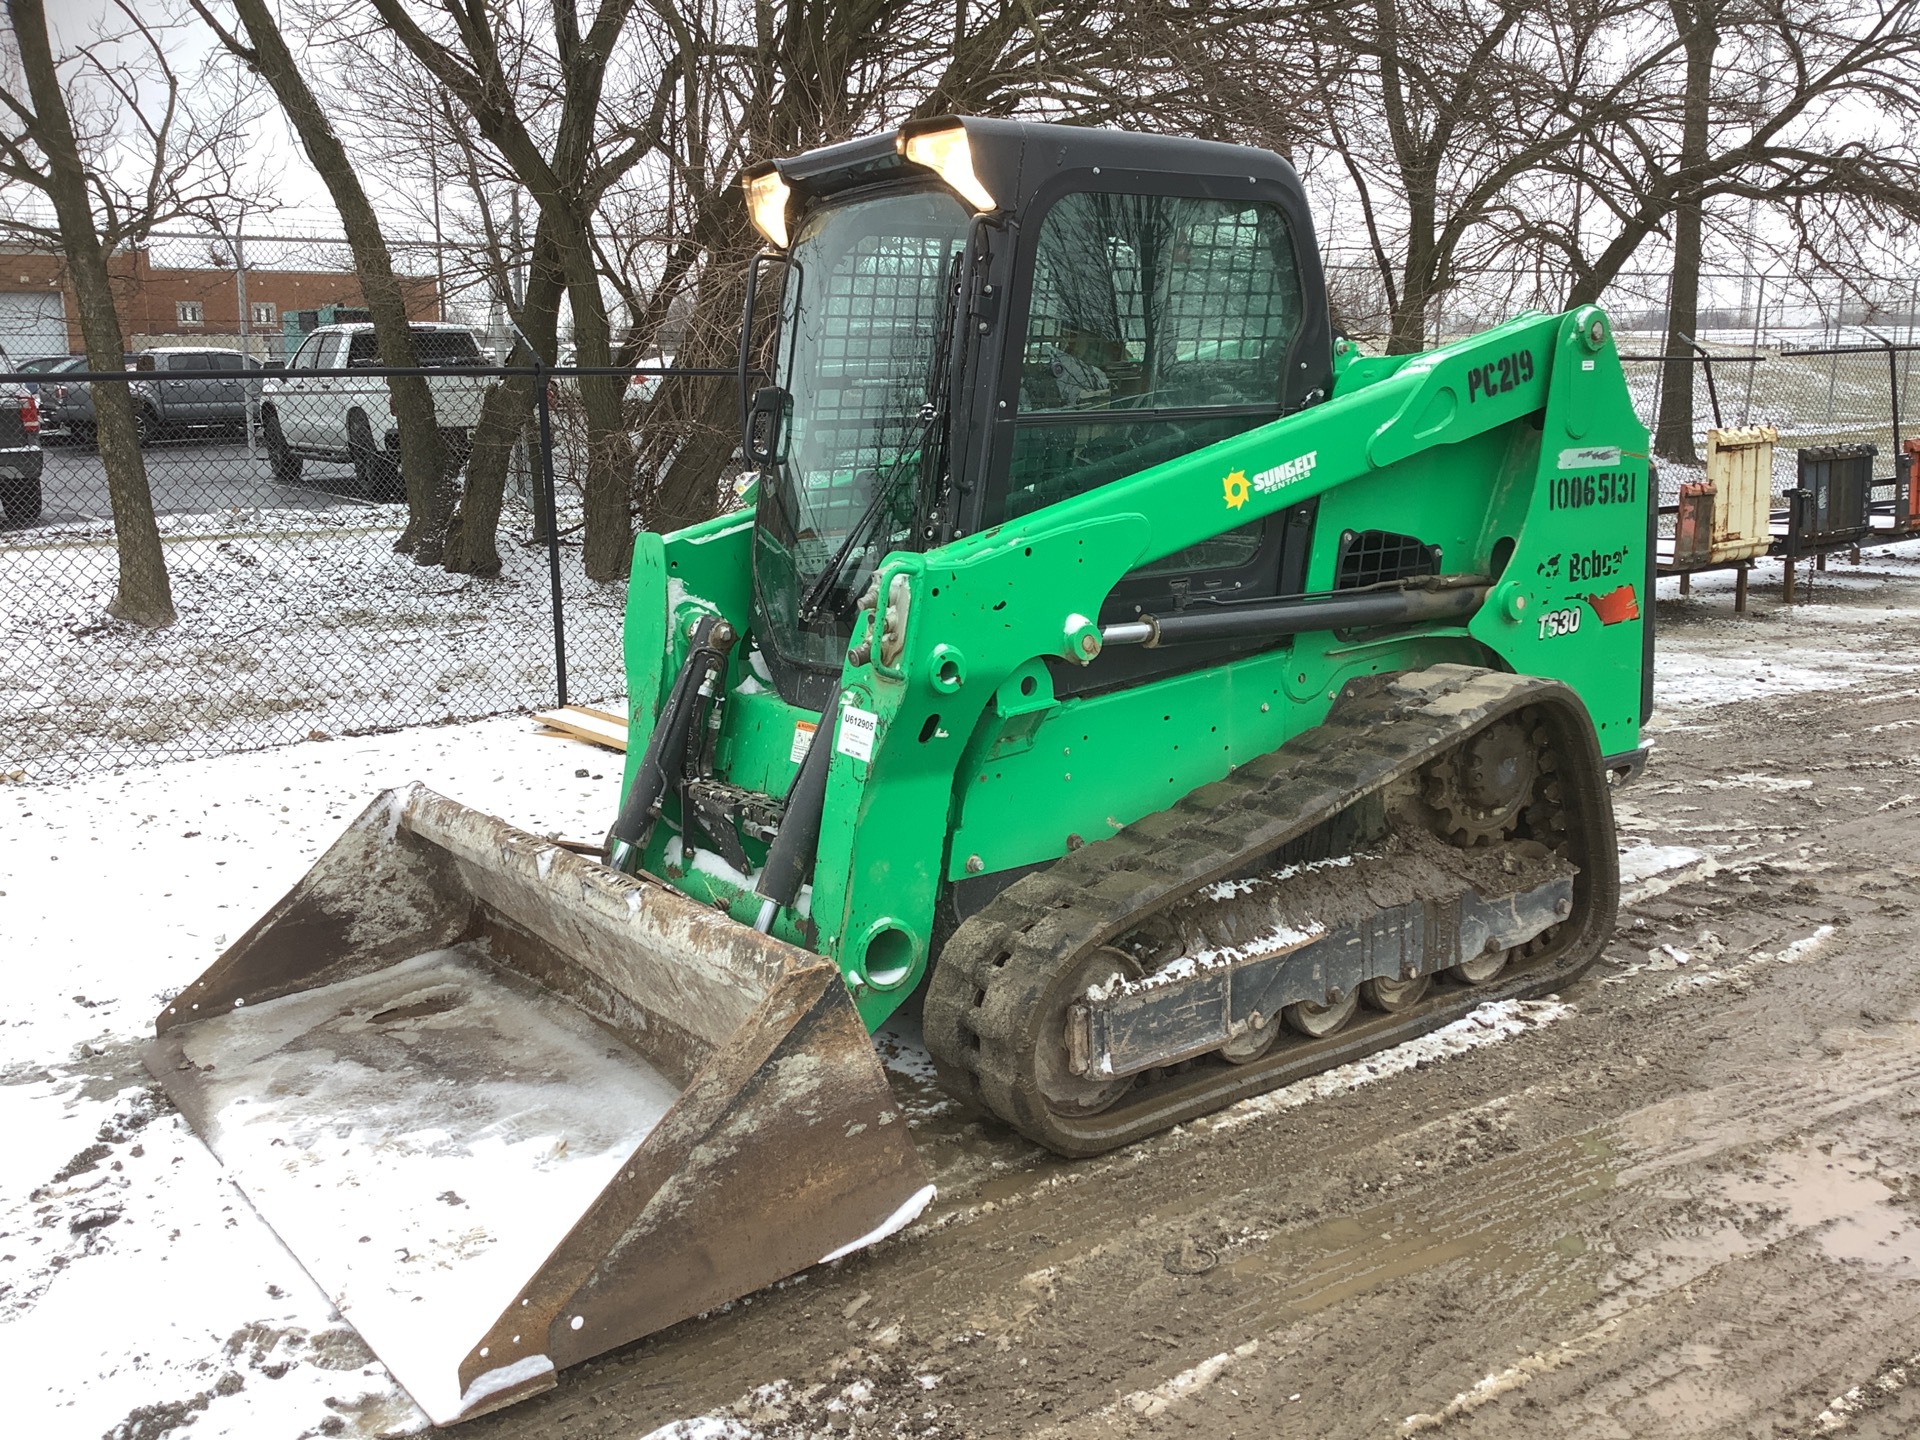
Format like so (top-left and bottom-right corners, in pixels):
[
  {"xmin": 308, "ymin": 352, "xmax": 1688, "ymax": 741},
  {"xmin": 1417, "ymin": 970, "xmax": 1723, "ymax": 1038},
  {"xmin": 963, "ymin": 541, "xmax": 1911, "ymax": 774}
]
[{"xmin": 148, "ymin": 118, "xmax": 1651, "ymax": 1422}]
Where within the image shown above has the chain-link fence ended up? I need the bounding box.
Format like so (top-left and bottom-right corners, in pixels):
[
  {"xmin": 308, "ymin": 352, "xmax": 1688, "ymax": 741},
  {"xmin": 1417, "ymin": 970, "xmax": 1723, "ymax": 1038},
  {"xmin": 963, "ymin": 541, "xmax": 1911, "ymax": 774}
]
[
  {"xmin": 1618, "ymin": 336, "xmax": 1918, "ymax": 515},
  {"xmin": 0, "ymin": 355, "xmax": 708, "ymax": 783},
  {"xmin": 6, "ymin": 231, "xmax": 1913, "ymax": 784}
]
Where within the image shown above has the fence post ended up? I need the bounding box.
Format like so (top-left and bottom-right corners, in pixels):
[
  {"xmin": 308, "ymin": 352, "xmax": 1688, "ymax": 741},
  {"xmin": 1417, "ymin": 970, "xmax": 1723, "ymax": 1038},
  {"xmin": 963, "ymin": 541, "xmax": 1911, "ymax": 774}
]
[
  {"xmin": 1650, "ymin": 271, "xmax": 1671, "ymax": 428},
  {"xmin": 1890, "ymin": 334, "xmax": 1904, "ymax": 462},
  {"xmin": 1905, "ymin": 277, "xmax": 1919, "ymax": 439},
  {"xmin": 535, "ymin": 362, "xmax": 568, "ymax": 707},
  {"xmin": 1742, "ymin": 273, "xmax": 1765, "ymax": 426}
]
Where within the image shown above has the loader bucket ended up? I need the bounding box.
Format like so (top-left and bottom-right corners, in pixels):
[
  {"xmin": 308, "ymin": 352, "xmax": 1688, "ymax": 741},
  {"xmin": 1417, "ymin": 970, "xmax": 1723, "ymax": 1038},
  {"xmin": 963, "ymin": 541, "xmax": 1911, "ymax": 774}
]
[{"xmin": 143, "ymin": 785, "xmax": 931, "ymax": 1426}]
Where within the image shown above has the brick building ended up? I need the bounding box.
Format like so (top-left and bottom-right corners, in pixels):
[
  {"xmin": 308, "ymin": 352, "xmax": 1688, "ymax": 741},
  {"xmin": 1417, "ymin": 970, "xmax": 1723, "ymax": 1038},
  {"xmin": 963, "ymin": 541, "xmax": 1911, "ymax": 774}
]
[{"xmin": 0, "ymin": 242, "xmax": 440, "ymax": 364}]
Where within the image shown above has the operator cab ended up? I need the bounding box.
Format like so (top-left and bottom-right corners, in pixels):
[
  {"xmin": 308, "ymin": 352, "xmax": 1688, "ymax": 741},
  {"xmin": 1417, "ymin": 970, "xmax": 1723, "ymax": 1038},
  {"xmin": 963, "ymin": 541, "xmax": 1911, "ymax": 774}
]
[{"xmin": 741, "ymin": 117, "xmax": 1334, "ymax": 708}]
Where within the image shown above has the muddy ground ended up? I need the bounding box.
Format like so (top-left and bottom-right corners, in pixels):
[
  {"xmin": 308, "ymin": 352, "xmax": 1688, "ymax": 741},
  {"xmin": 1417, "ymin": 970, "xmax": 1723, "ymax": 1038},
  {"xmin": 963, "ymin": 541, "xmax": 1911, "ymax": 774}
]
[{"xmin": 449, "ymin": 549, "xmax": 1920, "ymax": 1440}]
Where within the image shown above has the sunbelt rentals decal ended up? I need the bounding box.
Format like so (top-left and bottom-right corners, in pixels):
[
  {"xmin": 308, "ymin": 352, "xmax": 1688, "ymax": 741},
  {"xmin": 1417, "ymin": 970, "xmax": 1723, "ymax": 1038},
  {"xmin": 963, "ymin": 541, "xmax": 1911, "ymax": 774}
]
[{"xmin": 1223, "ymin": 450, "xmax": 1317, "ymax": 509}]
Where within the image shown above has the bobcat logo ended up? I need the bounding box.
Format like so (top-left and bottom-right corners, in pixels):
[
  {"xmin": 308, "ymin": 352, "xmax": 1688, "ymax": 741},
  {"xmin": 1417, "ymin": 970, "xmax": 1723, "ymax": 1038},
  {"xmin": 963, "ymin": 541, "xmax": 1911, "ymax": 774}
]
[{"xmin": 1537, "ymin": 552, "xmax": 1562, "ymax": 579}]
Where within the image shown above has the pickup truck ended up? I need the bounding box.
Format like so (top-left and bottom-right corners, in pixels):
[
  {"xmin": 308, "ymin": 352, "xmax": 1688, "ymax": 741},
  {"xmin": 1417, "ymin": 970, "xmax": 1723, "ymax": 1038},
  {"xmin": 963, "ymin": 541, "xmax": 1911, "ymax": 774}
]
[
  {"xmin": 129, "ymin": 348, "xmax": 263, "ymax": 444},
  {"xmin": 46, "ymin": 350, "xmax": 246, "ymax": 446},
  {"xmin": 260, "ymin": 323, "xmax": 488, "ymax": 498}
]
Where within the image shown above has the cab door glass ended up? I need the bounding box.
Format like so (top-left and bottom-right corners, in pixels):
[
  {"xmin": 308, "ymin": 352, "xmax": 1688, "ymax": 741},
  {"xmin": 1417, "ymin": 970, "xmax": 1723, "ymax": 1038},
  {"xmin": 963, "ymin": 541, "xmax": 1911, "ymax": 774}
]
[
  {"xmin": 168, "ymin": 352, "xmax": 212, "ymax": 412},
  {"xmin": 281, "ymin": 335, "xmax": 325, "ymax": 444},
  {"xmin": 1002, "ymin": 193, "xmax": 1304, "ymax": 578},
  {"xmin": 213, "ymin": 352, "xmax": 245, "ymax": 415}
]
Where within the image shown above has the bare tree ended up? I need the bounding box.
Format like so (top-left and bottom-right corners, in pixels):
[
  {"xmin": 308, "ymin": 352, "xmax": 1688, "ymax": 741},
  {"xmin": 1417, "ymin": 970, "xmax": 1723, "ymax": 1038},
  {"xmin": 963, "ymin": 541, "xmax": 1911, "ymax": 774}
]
[
  {"xmin": 0, "ymin": 0, "xmax": 250, "ymax": 626},
  {"xmin": 1649, "ymin": 0, "xmax": 1720, "ymax": 461},
  {"xmin": 1209, "ymin": 0, "xmax": 1679, "ymax": 353},
  {"xmin": 191, "ymin": 0, "xmax": 460, "ymax": 559},
  {"xmin": 617, "ymin": 0, "xmax": 1172, "ymax": 536},
  {"xmin": 1571, "ymin": 0, "xmax": 1920, "ymax": 460},
  {"xmin": 365, "ymin": 0, "xmax": 654, "ymax": 582}
]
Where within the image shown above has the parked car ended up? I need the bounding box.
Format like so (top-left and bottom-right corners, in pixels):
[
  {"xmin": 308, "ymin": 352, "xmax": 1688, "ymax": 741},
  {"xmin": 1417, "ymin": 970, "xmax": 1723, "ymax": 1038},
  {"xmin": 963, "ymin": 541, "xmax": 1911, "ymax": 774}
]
[
  {"xmin": 44, "ymin": 353, "xmax": 140, "ymax": 445},
  {"xmin": 4, "ymin": 354, "xmax": 76, "ymax": 394},
  {"xmin": 261, "ymin": 323, "xmax": 488, "ymax": 498},
  {"xmin": 0, "ymin": 388, "xmax": 43, "ymax": 524},
  {"xmin": 126, "ymin": 347, "xmax": 265, "ymax": 444}
]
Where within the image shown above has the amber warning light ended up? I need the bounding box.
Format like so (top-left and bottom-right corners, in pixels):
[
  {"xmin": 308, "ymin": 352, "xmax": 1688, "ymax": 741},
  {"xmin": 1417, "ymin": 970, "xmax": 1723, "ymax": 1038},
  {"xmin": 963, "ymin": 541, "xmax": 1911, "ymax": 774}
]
[
  {"xmin": 743, "ymin": 168, "xmax": 792, "ymax": 250},
  {"xmin": 898, "ymin": 125, "xmax": 997, "ymax": 212}
]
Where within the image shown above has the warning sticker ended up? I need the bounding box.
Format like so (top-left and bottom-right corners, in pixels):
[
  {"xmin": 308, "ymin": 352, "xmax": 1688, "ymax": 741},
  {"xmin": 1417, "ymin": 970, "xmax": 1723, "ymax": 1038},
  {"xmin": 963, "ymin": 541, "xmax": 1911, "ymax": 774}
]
[
  {"xmin": 789, "ymin": 720, "xmax": 816, "ymax": 763},
  {"xmin": 837, "ymin": 706, "xmax": 879, "ymax": 763}
]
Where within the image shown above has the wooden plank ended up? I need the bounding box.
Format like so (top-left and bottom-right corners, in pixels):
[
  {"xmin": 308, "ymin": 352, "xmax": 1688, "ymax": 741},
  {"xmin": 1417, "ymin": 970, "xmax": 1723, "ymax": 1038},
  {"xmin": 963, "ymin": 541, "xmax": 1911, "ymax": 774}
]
[
  {"xmin": 570, "ymin": 705, "xmax": 627, "ymax": 725},
  {"xmin": 531, "ymin": 706, "xmax": 629, "ymax": 753}
]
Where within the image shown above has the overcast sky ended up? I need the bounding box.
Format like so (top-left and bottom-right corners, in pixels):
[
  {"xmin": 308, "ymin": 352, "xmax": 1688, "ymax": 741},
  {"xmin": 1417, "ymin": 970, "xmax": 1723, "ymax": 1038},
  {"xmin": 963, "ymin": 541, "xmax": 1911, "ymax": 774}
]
[{"xmin": 50, "ymin": 0, "xmax": 346, "ymax": 235}]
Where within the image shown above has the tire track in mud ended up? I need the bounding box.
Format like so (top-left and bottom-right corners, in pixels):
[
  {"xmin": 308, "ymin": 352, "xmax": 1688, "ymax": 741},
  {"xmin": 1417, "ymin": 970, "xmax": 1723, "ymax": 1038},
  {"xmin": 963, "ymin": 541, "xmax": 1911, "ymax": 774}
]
[
  {"xmin": 471, "ymin": 929, "xmax": 1920, "ymax": 1440},
  {"xmin": 472, "ymin": 649, "xmax": 1920, "ymax": 1440},
  {"xmin": 1021, "ymin": 1010, "xmax": 1920, "ymax": 1436},
  {"xmin": 1385, "ymin": 1217, "xmax": 1920, "ymax": 1438}
]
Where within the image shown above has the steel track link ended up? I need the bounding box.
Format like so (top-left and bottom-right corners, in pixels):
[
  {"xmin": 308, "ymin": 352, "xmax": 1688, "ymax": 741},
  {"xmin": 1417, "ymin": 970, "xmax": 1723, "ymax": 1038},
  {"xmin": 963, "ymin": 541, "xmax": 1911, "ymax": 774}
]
[{"xmin": 922, "ymin": 664, "xmax": 1622, "ymax": 1155}]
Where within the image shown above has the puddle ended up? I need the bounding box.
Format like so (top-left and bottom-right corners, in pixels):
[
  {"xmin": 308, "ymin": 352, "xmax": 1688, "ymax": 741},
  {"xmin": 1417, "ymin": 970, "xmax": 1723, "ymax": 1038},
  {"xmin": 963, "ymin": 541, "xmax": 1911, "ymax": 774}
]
[{"xmin": 1720, "ymin": 1144, "xmax": 1920, "ymax": 1274}]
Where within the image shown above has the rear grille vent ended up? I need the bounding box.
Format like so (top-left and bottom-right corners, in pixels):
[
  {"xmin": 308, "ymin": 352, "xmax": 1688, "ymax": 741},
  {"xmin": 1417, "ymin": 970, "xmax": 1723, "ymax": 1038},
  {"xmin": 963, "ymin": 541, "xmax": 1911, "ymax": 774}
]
[{"xmin": 1335, "ymin": 530, "xmax": 1441, "ymax": 590}]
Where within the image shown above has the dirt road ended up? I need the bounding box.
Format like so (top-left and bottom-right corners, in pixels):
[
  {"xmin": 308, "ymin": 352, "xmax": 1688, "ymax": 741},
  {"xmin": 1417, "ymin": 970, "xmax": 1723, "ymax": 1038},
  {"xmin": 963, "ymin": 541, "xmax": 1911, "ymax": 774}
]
[{"xmin": 463, "ymin": 552, "xmax": 1920, "ymax": 1440}]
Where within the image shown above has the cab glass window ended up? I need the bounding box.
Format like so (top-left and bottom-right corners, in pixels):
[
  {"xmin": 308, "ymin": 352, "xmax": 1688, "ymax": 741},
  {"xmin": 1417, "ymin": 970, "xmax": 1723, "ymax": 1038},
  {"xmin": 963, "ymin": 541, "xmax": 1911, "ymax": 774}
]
[
  {"xmin": 1002, "ymin": 193, "xmax": 1304, "ymax": 576},
  {"xmin": 414, "ymin": 331, "xmax": 481, "ymax": 366}
]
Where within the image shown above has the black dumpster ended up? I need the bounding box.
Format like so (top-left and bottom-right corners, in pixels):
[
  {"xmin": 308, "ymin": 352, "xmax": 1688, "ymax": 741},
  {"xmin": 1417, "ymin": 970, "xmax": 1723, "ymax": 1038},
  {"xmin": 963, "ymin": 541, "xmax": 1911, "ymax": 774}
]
[{"xmin": 1786, "ymin": 444, "xmax": 1876, "ymax": 555}]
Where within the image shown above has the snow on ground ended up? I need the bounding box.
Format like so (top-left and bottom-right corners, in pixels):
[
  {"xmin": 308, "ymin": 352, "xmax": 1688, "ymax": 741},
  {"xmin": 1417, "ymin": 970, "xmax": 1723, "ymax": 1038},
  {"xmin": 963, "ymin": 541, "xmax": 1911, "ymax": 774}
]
[
  {"xmin": 1649, "ymin": 540, "xmax": 1920, "ymax": 715},
  {"xmin": 0, "ymin": 505, "xmax": 625, "ymax": 782},
  {"xmin": 1, "ymin": 719, "xmax": 621, "ymax": 1439}
]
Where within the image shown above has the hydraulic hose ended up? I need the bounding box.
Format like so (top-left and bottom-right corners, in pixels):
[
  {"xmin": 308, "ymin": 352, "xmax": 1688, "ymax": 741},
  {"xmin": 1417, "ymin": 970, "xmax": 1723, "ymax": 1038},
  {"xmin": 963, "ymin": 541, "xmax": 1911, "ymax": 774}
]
[
  {"xmin": 605, "ymin": 614, "xmax": 735, "ymax": 873},
  {"xmin": 754, "ymin": 684, "xmax": 843, "ymax": 928}
]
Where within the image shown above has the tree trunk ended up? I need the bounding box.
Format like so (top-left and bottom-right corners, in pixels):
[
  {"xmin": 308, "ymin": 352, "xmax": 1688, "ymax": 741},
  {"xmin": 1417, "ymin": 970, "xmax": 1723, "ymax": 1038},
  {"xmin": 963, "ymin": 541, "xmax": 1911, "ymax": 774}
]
[
  {"xmin": 1390, "ymin": 185, "xmax": 1439, "ymax": 354},
  {"xmin": 1653, "ymin": 0, "xmax": 1719, "ymax": 464},
  {"xmin": 633, "ymin": 216, "xmax": 757, "ymax": 535},
  {"xmin": 561, "ymin": 251, "xmax": 635, "ymax": 582},
  {"xmin": 649, "ymin": 376, "xmax": 741, "ymax": 532},
  {"xmin": 444, "ymin": 224, "xmax": 567, "ymax": 575},
  {"xmin": 216, "ymin": 0, "xmax": 451, "ymax": 558},
  {"xmin": 9, "ymin": 0, "xmax": 174, "ymax": 627}
]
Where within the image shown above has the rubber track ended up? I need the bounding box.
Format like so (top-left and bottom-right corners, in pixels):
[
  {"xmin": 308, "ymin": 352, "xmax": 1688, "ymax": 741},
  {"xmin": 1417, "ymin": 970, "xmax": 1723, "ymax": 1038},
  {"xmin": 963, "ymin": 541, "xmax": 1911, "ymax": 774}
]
[{"xmin": 923, "ymin": 664, "xmax": 1622, "ymax": 1156}]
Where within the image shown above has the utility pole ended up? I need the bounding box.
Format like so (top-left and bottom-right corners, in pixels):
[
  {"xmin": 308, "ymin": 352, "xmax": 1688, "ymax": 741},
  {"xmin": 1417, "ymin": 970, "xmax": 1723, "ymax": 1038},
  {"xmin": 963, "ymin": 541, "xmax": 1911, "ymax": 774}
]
[
  {"xmin": 214, "ymin": 209, "xmax": 259, "ymax": 460},
  {"xmin": 430, "ymin": 88, "xmax": 446, "ymax": 321},
  {"xmin": 236, "ymin": 223, "xmax": 256, "ymax": 458}
]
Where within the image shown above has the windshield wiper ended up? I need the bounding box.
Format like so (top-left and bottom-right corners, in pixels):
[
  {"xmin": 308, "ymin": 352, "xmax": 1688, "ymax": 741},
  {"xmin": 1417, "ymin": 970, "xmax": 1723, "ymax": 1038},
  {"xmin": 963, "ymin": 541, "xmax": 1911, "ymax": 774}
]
[
  {"xmin": 795, "ymin": 248, "xmax": 964, "ymax": 627},
  {"xmin": 795, "ymin": 404, "xmax": 936, "ymax": 624}
]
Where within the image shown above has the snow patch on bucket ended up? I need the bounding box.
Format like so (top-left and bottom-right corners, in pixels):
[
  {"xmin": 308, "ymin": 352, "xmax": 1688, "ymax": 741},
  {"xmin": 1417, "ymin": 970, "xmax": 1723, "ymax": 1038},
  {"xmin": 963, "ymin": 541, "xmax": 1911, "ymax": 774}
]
[
  {"xmin": 177, "ymin": 945, "xmax": 682, "ymax": 1424},
  {"xmin": 819, "ymin": 1183, "xmax": 936, "ymax": 1265}
]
